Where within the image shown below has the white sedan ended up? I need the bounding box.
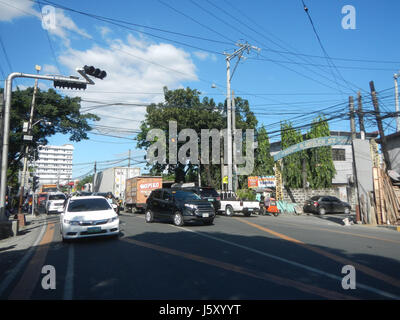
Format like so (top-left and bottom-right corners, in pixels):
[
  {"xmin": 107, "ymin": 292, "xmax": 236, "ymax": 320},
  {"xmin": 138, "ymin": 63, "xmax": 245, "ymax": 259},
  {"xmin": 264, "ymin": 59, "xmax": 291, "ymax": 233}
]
[{"xmin": 60, "ymin": 196, "xmax": 119, "ymax": 241}]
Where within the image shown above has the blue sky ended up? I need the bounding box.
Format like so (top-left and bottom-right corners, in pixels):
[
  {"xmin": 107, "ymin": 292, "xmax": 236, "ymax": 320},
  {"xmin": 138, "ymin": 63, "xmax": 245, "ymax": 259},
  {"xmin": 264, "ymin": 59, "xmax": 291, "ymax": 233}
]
[{"xmin": 1, "ymin": 0, "xmax": 400, "ymax": 179}]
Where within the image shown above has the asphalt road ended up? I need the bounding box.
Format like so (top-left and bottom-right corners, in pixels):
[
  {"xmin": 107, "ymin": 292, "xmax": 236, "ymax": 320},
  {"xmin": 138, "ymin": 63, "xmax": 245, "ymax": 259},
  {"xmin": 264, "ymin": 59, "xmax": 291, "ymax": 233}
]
[{"xmin": 1, "ymin": 211, "xmax": 400, "ymax": 300}]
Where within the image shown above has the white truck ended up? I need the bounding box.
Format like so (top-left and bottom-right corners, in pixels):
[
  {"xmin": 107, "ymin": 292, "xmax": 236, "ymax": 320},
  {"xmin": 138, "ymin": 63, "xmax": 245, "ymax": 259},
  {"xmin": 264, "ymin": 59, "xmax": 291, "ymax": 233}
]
[
  {"xmin": 93, "ymin": 167, "xmax": 141, "ymax": 199},
  {"xmin": 218, "ymin": 195, "xmax": 260, "ymax": 217}
]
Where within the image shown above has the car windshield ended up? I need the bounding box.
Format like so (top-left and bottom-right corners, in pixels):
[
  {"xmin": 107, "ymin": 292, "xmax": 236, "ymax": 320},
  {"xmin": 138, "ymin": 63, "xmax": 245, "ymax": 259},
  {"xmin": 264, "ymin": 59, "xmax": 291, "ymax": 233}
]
[
  {"xmin": 67, "ymin": 198, "xmax": 112, "ymax": 212},
  {"xmin": 49, "ymin": 194, "xmax": 66, "ymax": 201},
  {"xmin": 199, "ymin": 188, "xmax": 219, "ymax": 197},
  {"xmin": 172, "ymin": 190, "xmax": 201, "ymax": 200}
]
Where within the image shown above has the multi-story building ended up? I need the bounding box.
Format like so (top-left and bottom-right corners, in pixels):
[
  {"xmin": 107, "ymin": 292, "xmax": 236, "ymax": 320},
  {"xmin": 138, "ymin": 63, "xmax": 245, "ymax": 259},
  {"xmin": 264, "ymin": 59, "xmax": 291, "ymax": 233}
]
[{"xmin": 32, "ymin": 144, "xmax": 74, "ymax": 186}]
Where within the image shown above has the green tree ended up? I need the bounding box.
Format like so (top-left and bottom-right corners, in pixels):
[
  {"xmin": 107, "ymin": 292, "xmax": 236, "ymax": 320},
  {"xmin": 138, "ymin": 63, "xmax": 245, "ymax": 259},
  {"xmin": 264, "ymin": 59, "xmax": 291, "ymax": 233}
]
[
  {"xmin": 252, "ymin": 125, "xmax": 274, "ymax": 176},
  {"xmin": 1, "ymin": 87, "xmax": 99, "ymax": 189},
  {"xmin": 76, "ymin": 174, "xmax": 94, "ymax": 191},
  {"xmin": 281, "ymin": 121, "xmax": 304, "ymax": 188},
  {"xmin": 136, "ymin": 87, "xmax": 257, "ymax": 188},
  {"xmin": 305, "ymin": 116, "xmax": 336, "ymax": 188}
]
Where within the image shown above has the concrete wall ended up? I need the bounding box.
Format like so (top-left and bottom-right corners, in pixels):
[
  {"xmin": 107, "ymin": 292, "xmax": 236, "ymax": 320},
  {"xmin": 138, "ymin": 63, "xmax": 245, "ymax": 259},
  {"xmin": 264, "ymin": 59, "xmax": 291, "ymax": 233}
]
[
  {"xmin": 386, "ymin": 135, "xmax": 400, "ymax": 172},
  {"xmin": 283, "ymin": 186, "xmax": 357, "ymax": 208},
  {"xmin": 332, "ymin": 145, "xmax": 354, "ymax": 184}
]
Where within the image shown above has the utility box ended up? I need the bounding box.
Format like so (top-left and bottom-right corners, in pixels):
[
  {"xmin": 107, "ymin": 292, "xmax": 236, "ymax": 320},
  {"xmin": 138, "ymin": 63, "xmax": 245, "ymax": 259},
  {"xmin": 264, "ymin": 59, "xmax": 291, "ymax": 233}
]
[{"xmin": 125, "ymin": 176, "xmax": 162, "ymax": 213}]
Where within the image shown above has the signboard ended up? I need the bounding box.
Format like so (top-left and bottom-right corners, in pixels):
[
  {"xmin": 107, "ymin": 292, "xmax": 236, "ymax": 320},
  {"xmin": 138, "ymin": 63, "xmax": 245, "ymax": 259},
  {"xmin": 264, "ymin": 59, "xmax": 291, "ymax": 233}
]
[
  {"xmin": 248, "ymin": 176, "xmax": 258, "ymax": 188},
  {"xmin": 222, "ymin": 176, "xmax": 228, "ymax": 184},
  {"xmin": 23, "ymin": 135, "xmax": 33, "ymax": 141},
  {"xmin": 248, "ymin": 176, "xmax": 276, "ymax": 188},
  {"xmin": 258, "ymin": 176, "xmax": 276, "ymax": 188},
  {"xmin": 273, "ymin": 136, "xmax": 352, "ymax": 161}
]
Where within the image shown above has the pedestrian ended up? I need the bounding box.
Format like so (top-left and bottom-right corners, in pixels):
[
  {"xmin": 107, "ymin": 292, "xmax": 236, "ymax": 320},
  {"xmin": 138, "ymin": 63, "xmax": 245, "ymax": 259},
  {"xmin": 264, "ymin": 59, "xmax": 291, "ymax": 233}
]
[{"xmin": 5, "ymin": 195, "xmax": 13, "ymax": 219}]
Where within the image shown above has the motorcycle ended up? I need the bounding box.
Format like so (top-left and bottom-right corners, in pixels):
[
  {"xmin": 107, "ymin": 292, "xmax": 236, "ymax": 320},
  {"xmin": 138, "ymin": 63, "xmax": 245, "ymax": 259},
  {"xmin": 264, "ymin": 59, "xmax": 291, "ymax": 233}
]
[{"xmin": 260, "ymin": 198, "xmax": 280, "ymax": 217}]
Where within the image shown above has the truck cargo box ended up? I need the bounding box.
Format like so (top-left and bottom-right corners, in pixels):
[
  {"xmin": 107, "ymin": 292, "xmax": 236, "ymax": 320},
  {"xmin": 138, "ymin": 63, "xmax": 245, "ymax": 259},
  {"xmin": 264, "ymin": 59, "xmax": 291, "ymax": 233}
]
[{"xmin": 125, "ymin": 176, "xmax": 162, "ymax": 212}]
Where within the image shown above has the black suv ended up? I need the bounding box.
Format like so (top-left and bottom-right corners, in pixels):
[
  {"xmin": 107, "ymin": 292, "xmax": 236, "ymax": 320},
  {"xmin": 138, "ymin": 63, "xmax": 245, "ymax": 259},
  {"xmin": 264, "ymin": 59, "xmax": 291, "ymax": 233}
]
[
  {"xmin": 179, "ymin": 186, "xmax": 221, "ymax": 212},
  {"xmin": 145, "ymin": 188, "xmax": 215, "ymax": 226}
]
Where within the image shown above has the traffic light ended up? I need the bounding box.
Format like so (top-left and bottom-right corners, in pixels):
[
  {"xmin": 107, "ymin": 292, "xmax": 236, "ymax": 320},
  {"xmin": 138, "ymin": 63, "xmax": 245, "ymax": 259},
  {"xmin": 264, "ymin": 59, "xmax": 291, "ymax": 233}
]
[
  {"xmin": 32, "ymin": 176, "xmax": 39, "ymax": 191},
  {"xmin": 83, "ymin": 65, "xmax": 107, "ymax": 79},
  {"xmin": 54, "ymin": 80, "xmax": 87, "ymax": 90}
]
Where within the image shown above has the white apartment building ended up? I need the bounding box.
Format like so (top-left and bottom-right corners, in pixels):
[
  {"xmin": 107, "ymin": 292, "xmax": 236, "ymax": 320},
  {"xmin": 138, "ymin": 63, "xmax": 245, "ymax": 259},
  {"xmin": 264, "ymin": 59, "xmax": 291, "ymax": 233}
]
[{"xmin": 33, "ymin": 144, "xmax": 74, "ymax": 185}]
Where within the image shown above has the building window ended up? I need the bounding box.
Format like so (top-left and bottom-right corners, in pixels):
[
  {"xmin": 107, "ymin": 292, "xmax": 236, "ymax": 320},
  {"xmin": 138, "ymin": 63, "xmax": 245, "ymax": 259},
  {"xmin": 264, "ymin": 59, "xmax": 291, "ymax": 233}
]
[{"xmin": 332, "ymin": 148, "xmax": 346, "ymax": 161}]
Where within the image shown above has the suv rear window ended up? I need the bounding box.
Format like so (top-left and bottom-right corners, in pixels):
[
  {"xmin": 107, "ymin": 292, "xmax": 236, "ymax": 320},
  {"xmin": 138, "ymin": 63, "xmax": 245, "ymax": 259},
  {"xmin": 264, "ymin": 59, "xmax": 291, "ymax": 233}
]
[
  {"xmin": 67, "ymin": 198, "xmax": 112, "ymax": 212},
  {"xmin": 151, "ymin": 190, "xmax": 162, "ymax": 199},
  {"xmin": 172, "ymin": 190, "xmax": 201, "ymax": 200},
  {"xmin": 49, "ymin": 194, "xmax": 66, "ymax": 201},
  {"xmin": 199, "ymin": 188, "xmax": 219, "ymax": 197}
]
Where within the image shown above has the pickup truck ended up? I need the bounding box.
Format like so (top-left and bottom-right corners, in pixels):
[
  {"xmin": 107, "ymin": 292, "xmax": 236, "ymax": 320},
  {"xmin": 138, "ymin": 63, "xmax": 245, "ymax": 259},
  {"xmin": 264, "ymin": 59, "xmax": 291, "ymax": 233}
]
[{"xmin": 218, "ymin": 197, "xmax": 260, "ymax": 217}]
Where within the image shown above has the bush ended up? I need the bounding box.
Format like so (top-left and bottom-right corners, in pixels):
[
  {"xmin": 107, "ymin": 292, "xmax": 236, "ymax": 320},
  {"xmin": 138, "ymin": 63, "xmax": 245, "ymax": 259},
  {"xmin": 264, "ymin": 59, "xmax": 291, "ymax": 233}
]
[{"xmin": 236, "ymin": 189, "xmax": 256, "ymax": 201}]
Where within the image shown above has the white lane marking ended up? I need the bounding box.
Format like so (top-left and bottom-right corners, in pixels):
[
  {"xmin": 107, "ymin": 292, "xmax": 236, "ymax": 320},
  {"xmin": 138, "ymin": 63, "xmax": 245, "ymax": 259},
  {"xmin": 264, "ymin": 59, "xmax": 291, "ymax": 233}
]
[
  {"xmin": 0, "ymin": 220, "xmax": 47, "ymax": 297},
  {"xmin": 63, "ymin": 243, "xmax": 74, "ymax": 300},
  {"xmin": 173, "ymin": 225, "xmax": 400, "ymax": 300}
]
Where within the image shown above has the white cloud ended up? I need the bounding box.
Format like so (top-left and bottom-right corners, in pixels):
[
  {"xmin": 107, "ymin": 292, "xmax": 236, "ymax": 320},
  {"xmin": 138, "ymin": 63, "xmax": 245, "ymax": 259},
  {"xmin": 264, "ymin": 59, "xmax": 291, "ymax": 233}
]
[
  {"xmin": 0, "ymin": 0, "xmax": 40, "ymax": 21},
  {"xmin": 98, "ymin": 26, "xmax": 112, "ymax": 38},
  {"xmin": 43, "ymin": 64, "xmax": 59, "ymax": 74},
  {"xmin": 193, "ymin": 51, "xmax": 217, "ymax": 62},
  {"xmin": 0, "ymin": 2, "xmax": 90, "ymax": 47},
  {"xmin": 46, "ymin": 8, "xmax": 91, "ymax": 46},
  {"xmin": 57, "ymin": 34, "xmax": 198, "ymax": 134}
]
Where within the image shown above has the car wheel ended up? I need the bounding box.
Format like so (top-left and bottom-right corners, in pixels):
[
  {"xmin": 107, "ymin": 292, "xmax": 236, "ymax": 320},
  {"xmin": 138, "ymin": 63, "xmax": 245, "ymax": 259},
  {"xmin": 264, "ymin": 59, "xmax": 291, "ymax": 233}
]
[
  {"xmin": 243, "ymin": 211, "xmax": 251, "ymax": 217},
  {"xmin": 145, "ymin": 210, "xmax": 154, "ymax": 223},
  {"xmin": 318, "ymin": 207, "xmax": 326, "ymax": 215},
  {"xmin": 344, "ymin": 207, "xmax": 350, "ymax": 214},
  {"xmin": 225, "ymin": 205, "xmax": 234, "ymax": 217},
  {"xmin": 173, "ymin": 212, "xmax": 184, "ymax": 226}
]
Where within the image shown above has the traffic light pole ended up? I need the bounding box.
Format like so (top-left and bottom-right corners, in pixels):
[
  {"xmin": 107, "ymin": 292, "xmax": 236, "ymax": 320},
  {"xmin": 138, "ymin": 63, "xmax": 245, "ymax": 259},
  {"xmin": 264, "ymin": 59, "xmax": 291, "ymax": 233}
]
[{"xmin": 0, "ymin": 71, "xmax": 92, "ymax": 221}]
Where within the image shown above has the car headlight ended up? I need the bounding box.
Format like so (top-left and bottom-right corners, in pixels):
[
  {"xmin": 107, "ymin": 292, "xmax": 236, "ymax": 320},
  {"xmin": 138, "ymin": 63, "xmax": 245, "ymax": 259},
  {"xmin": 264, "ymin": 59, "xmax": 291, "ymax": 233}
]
[
  {"xmin": 184, "ymin": 204, "xmax": 197, "ymax": 210},
  {"xmin": 107, "ymin": 217, "xmax": 119, "ymax": 223},
  {"xmin": 64, "ymin": 219, "xmax": 80, "ymax": 225}
]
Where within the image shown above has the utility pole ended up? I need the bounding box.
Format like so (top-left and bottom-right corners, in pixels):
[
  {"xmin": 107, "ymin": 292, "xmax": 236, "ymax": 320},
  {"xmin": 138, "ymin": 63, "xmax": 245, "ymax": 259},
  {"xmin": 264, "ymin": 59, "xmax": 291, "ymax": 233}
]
[
  {"xmin": 349, "ymin": 96, "xmax": 356, "ymax": 140},
  {"xmin": 357, "ymin": 92, "xmax": 365, "ymax": 140},
  {"xmin": 224, "ymin": 42, "xmax": 260, "ymax": 193},
  {"xmin": 394, "ymin": 73, "xmax": 400, "ymax": 132},
  {"xmin": 18, "ymin": 66, "xmax": 41, "ymax": 220},
  {"xmin": 349, "ymin": 95, "xmax": 360, "ymax": 223},
  {"xmin": 92, "ymin": 161, "xmax": 97, "ymax": 192},
  {"xmin": 0, "ymin": 93, "xmax": 3, "ymax": 175},
  {"xmin": 370, "ymin": 81, "xmax": 391, "ymax": 170},
  {"xmin": 232, "ymin": 90, "xmax": 238, "ymax": 192}
]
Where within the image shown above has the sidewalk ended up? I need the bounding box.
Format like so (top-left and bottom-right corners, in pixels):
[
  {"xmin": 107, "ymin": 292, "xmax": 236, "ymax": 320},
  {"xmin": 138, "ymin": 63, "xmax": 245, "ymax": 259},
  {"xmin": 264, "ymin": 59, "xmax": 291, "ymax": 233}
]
[{"xmin": 0, "ymin": 214, "xmax": 49, "ymax": 294}]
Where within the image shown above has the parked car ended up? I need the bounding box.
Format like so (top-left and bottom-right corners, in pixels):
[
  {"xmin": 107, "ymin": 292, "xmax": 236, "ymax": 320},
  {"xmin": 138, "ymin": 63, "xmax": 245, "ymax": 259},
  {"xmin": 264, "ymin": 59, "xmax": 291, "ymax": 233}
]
[
  {"xmin": 145, "ymin": 189, "xmax": 215, "ymax": 226},
  {"xmin": 177, "ymin": 185, "xmax": 221, "ymax": 212},
  {"xmin": 60, "ymin": 196, "xmax": 119, "ymax": 241},
  {"xmin": 45, "ymin": 192, "xmax": 67, "ymax": 214},
  {"xmin": 303, "ymin": 196, "xmax": 351, "ymax": 215}
]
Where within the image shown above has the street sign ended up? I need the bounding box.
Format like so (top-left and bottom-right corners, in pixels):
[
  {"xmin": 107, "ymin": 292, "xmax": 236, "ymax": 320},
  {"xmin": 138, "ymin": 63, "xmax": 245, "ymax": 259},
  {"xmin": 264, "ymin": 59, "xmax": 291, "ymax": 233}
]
[
  {"xmin": 23, "ymin": 122, "xmax": 29, "ymax": 133},
  {"xmin": 23, "ymin": 135, "xmax": 33, "ymax": 141},
  {"xmin": 273, "ymin": 136, "xmax": 352, "ymax": 161}
]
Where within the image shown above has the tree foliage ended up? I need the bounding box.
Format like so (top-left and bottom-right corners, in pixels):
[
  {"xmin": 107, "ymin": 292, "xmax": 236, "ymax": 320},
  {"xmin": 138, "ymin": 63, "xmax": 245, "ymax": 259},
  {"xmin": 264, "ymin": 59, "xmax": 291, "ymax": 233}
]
[
  {"xmin": 305, "ymin": 116, "xmax": 336, "ymax": 188},
  {"xmin": 1, "ymin": 87, "xmax": 99, "ymax": 188},
  {"xmin": 136, "ymin": 86, "xmax": 258, "ymax": 188},
  {"xmin": 281, "ymin": 121, "xmax": 305, "ymax": 188},
  {"xmin": 252, "ymin": 126, "xmax": 274, "ymax": 176}
]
